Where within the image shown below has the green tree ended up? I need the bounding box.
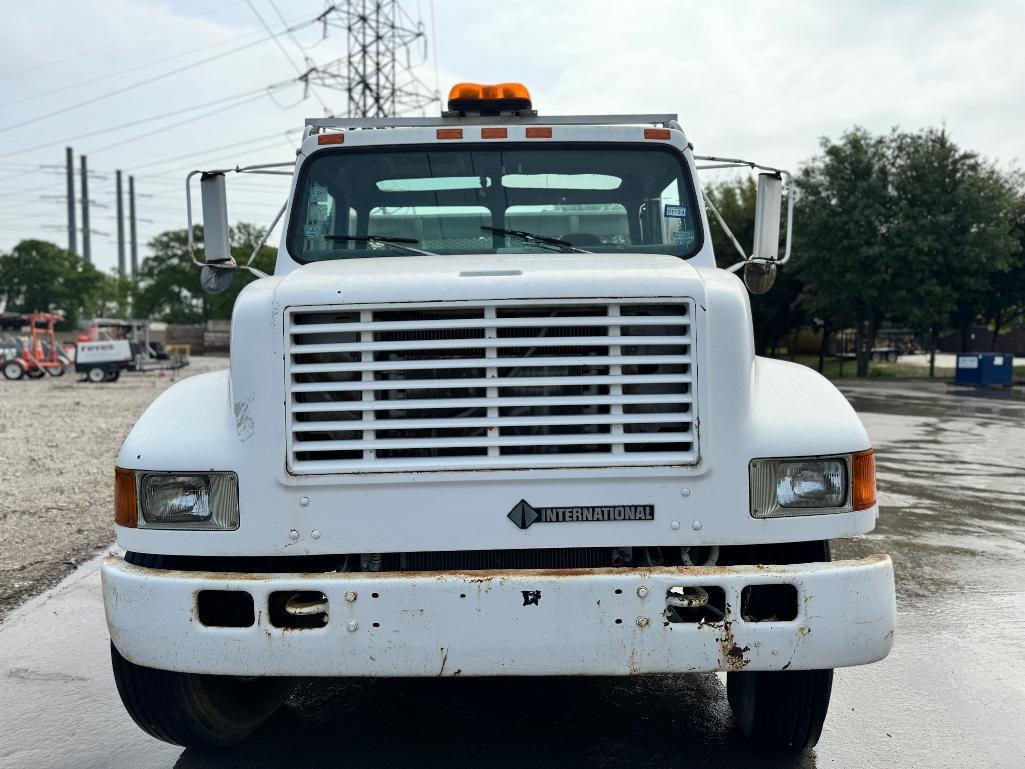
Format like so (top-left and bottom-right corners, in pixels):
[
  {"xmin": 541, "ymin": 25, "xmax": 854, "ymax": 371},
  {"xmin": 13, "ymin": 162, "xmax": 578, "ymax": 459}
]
[
  {"xmin": 795, "ymin": 128, "xmax": 907, "ymax": 377},
  {"xmin": 705, "ymin": 178, "xmax": 805, "ymax": 355},
  {"xmin": 134, "ymin": 223, "xmax": 276, "ymax": 323},
  {"xmin": 0, "ymin": 239, "xmax": 113, "ymax": 329},
  {"xmin": 888, "ymin": 128, "xmax": 1019, "ymax": 373},
  {"xmin": 984, "ymin": 192, "xmax": 1025, "ymax": 347}
]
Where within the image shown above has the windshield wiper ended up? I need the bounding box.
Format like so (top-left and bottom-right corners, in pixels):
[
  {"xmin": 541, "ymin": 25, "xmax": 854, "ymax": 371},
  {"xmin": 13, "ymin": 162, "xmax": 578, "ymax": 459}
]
[
  {"xmin": 481, "ymin": 226, "xmax": 591, "ymax": 253},
  {"xmin": 324, "ymin": 234, "xmax": 437, "ymax": 256}
]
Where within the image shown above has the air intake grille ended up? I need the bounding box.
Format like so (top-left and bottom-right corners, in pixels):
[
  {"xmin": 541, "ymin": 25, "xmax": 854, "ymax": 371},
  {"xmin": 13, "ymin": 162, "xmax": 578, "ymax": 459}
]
[{"xmin": 285, "ymin": 300, "xmax": 697, "ymax": 473}]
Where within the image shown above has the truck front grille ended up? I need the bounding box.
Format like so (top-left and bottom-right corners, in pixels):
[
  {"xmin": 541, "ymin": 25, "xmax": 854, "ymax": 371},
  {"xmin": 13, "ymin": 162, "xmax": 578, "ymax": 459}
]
[{"xmin": 285, "ymin": 299, "xmax": 697, "ymax": 473}]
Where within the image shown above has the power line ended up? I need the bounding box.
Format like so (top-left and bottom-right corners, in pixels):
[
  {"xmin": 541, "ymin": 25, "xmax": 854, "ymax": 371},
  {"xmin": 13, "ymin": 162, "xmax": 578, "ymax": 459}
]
[
  {"xmin": 84, "ymin": 92, "xmax": 269, "ymax": 156},
  {"xmin": 0, "ymin": 1, "xmax": 246, "ymax": 84},
  {"xmin": 0, "ymin": 14, "xmax": 320, "ymax": 136},
  {"xmin": 0, "ymin": 86, "xmax": 275, "ymax": 161},
  {"xmin": 245, "ymin": 0, "xmax": 333, "ymax": 114},
  {"xmin": 1, "ymin": 24, "xmax": 272, "ymax": 112},
  {"xmin": 124, "ymin": 131, "xmax": 299, "ymax": 173}
]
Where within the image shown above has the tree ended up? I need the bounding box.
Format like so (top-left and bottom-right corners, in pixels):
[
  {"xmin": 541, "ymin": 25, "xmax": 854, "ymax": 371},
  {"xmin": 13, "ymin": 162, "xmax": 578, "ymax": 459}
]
[
  {"xmin": 0, "ymin": 239, "xmax": 113, "ymax": 329},
  {"xmin": 984, "ymin": 192, "xmax": 1025, "ymax": 347},
  {"xmin": 794, "ymin": 128, "xmax": 902, "ymax": 377},
  {"xmin": 888, "ymin": 129, "xmax": 1020, "ymax": 374},
  {"xmin": 134, "ymin": 223, "xmax": 276, "ymax": 323},
  {"xmin": 705, "ymin": 178, "xmax": 805, "ymax": 355}
]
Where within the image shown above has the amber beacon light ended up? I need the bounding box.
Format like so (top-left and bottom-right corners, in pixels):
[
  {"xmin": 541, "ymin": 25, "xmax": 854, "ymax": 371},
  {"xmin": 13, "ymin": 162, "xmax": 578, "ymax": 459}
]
[{"xmin": 447, "ymin": 82, "xmax": 532, "ymax": 115}]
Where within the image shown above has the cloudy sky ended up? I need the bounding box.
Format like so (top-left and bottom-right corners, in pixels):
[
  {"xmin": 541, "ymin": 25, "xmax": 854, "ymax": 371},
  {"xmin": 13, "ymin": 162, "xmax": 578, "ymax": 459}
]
[{"xmin": 0, "ymin": 0, "xmax": 1022, "ymax": 275}]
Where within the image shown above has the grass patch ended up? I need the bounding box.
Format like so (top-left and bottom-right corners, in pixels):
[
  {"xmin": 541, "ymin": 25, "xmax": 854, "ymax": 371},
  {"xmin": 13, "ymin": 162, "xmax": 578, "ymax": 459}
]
[{"xmin": 786, "ymin": 355, "xmax": 955, "ymax": 381}]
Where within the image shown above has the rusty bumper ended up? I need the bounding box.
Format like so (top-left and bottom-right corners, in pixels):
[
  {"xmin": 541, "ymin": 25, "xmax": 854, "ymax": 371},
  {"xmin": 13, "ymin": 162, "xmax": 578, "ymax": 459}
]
[{"xmin": 101, "ymin": 555, "xmax": 896, "ymax": 677}]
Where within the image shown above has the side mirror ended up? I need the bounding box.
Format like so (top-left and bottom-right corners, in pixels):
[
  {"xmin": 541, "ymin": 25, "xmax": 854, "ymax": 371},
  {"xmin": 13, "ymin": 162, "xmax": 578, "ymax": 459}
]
[
  {"xmin": 752, "ymin": 172, "xmax": 782, "ymax": 261},
  {"xmin": 743, "ymin": 261, "xmax": 777, "ymax": 294},
  {"xmin": 199, "ymin": 172, "xmax": 235, "ymax": 294}
]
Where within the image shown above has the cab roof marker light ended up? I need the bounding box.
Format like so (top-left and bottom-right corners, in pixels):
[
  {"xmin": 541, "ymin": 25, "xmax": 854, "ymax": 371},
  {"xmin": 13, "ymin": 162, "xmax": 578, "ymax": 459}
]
[
  {"xmin": 436, "ymin": 128, "xmax": 463, "ymax": 140},
  {"xmin": 526, "ymin": 127, "xmax": 552, "ymax": 139},
  {"xmin": 481, "ymin": 127, "xmax": 508, "ymax": 139},
  {"xmin": 644, "ymin": 128, "xmax": 672, "ymax": 140},
  {"xmin": 317, "ymin": 133, "xmax": 344, "ymax": 145}
]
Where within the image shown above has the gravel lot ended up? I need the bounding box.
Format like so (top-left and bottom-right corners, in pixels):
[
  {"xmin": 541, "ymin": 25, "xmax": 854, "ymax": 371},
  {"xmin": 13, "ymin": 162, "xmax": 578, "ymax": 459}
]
[{"xmin": 0, "ymin": 357, "xmax": 228, "ymax": 618}]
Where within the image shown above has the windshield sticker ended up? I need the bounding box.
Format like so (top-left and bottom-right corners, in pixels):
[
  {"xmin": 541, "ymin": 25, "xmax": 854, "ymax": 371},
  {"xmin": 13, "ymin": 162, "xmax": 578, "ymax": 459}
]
[
  {"xmin": 664, "ymin": 204, "xmax": 688, "ymax": 218},
  {"xmin": 674, "ymin": 230, "xmax": 696, "ymax": 247},
  {"xmin": 303, "ymin": 223, "xmax": 321, "ymax": 237}
]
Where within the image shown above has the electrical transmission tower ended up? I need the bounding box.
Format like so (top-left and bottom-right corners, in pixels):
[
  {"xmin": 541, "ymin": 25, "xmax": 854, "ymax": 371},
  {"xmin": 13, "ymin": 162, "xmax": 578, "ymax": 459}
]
[{"xmin": 302, "ymin": 0, "xmax": 438, "ymax": 118}]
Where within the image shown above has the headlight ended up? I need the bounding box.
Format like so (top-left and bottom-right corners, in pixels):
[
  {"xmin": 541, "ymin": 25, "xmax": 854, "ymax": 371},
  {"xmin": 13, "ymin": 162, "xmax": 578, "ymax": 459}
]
[
  {"xmin": 750, "ymin": 451, "xmax": 875, "ymax": 518},
  {"xmin": 136, "ymin": 472, "xmax": 239, "ymax": 530}
]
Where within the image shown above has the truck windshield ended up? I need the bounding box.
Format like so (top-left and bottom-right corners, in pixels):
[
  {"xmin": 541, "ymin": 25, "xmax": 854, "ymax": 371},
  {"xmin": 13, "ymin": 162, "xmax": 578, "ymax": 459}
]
[{"xmin": 287, "ymin": 143, "xmax": 702, "ymax": 261}]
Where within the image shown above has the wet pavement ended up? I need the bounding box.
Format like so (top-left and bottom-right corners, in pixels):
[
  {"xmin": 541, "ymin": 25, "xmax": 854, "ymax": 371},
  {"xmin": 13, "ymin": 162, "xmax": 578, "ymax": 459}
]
[{"xmin": 1, "ymin": 381, "xmax": 1023, "ymax": 768}]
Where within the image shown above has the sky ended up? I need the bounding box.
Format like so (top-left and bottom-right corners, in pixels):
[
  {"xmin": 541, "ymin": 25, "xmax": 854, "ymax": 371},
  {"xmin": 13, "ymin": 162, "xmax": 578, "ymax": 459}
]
[{"xmin": 0, "ymin": 0, "xmax": 1022, "ymax": 276}]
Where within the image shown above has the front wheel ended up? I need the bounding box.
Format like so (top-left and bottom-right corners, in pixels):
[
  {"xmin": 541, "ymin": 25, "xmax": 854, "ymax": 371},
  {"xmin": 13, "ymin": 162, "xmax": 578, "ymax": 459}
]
[
  {"xmin": 110, "ymin": 643, "xmax": 293, "ymax": 749},
  {"xmin": 86, "ymin": 367, "xmax": 106, "ymax": 383},
  {"xmin": 2, "ymin": 360, "xmax": 23, "ymax": 380},
  {"xmin": 726, "ymin": 539, "xmax": 833, "ymax": 752},
  {"xmin": 727, "ymin": 668, "xmax": 833, "ymax": 752}
]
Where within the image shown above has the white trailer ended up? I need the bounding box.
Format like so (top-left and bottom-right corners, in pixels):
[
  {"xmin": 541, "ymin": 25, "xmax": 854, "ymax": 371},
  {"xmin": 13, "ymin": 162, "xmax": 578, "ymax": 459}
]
[
  {"xmin": 75, "ymin": 339, "xmax": 133, "ymax": 383},
  {"xmin": 101, "ymin": 83, "xmax": 895, "ymax": 752}
]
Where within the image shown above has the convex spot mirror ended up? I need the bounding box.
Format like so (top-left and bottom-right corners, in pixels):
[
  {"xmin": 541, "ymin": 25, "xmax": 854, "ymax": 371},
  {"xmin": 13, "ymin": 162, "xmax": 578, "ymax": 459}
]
[
  {"xmin": 743, "ymin": 261, "xmax": 777, "ymax": 294},
  {"xmin": 199, "ymin": 172, "xmax": 235, "ymax": 295}
]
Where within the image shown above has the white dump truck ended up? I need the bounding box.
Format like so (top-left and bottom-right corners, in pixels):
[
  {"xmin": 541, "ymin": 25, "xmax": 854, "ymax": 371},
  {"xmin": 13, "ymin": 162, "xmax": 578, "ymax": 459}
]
[{"xmin": 102, "ymin": 83, "xmax": 896, "ymax": 752}]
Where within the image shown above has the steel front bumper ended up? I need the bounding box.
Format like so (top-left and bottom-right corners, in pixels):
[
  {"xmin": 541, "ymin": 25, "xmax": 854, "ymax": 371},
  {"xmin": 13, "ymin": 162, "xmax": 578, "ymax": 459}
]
[{"xmin": 101, "ymin": 555, "xmax": 896, "ymax": 677}]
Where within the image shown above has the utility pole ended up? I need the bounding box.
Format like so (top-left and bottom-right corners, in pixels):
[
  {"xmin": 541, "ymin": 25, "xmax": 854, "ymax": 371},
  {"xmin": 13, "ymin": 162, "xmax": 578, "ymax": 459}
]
[
  {"xmin": 65, "ymin": 146, "xmax": 77, "ymax": 255},
  {"xmin": 80, "ymin": 155, "xmax": 91, "ymax": 263},
  {"xmin": 115, "ymin": 169, "xmax": 125, "ymax": 277},
  {"xmin": 128, "ymin": 175, "xmax": 138, "ymax": 277}
]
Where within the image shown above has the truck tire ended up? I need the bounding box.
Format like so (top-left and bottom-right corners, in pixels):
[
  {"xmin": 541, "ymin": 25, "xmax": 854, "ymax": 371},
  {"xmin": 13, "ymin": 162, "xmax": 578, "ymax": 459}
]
[
  {"xmin": 86, "ymin": 367, "xmax": 106, "ymax": 383},
  {"xmin": 26, "ymin": 367, "xmax": 44, "ymax": 379},
  {"xmin": 2, "ymin": 360, "xmax": 24, "ymax": 380},
  {"xmin": 726, "ymin": 540, "xmax": 833, "ymax": 752},
  {"xmin": 104, "ymin": 369, "xmax": 121, "ymax": 382},
  {"xmin": 112, "ymin": 552, "xmax": 293, "ymax": 748},
  {"xmin": 111, "ymin": 643, "xmax": 294, "ymax": 749},
  {"xmin": 46, "ymin": 364, "xmax": 65, "ymax": 377}
]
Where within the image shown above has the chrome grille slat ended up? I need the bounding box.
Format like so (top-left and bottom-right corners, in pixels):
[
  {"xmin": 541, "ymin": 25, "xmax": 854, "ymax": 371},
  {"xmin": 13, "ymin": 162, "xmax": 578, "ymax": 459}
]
[
  {"xmin": 291, "ymin": 373, "xmax": 693, "ymax": 393},
  {"xmin": 293, "ymin": 412, "xmax": 695, "ymax": 432},
  {"xmin": 290, "ymin": 354, "xmax": 689, "ymax": 374},
  {"xmin": 290, "ymin": 335, "xmax": 691, "ymax": 354},
  {"xmin": 286, "ymin": 300, "xmax": 697, "ymax": 473}
]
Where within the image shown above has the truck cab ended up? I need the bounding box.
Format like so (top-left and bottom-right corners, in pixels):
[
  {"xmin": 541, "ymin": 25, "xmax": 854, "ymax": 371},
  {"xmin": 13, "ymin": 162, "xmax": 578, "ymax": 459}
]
[{"xmin": 102, "ymin": 83, "xmax": 896, "ymax": 752}]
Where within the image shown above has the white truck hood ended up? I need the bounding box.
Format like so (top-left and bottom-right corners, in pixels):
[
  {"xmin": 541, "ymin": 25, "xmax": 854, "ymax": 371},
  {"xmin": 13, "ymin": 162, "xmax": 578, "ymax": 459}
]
[{"xmin": 271, "ymin": 252, "xmax": 707, "ymax": 306}]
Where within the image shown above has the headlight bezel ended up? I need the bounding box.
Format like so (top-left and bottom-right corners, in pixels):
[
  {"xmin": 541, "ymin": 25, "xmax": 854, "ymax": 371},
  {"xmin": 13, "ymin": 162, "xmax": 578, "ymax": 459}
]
[
  {"xmin": 749, "ymin": 453, "xmax": 867, "ymax": 519},
  {"xmin": 135, "ymin": 471, "xmax": 240, "ymax": 531}
]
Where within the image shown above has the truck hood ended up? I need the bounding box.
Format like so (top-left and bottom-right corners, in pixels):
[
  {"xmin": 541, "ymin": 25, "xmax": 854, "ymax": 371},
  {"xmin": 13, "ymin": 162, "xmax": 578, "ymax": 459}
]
[{"xmin": 272, "ymin": 252, "xmax": 706, "ymax": 306}]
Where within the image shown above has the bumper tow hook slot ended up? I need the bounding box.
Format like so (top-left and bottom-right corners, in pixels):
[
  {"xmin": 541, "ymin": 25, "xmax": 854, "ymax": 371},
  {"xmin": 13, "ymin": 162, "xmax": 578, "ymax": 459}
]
[{"xmin": 284, "ymin": 594, "xmax": 329, "ymax": 617}]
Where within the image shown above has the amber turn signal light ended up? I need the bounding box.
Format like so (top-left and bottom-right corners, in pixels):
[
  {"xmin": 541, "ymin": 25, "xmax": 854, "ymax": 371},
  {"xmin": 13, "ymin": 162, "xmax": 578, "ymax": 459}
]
[
  {"xmin": 115, "ymin": 467, "xmax": 138, "ymax": 528},
  {"xmin": 644, "ymin": 128, "xmax": 671, "ymax": 140},
  {"xmin": 851, "ymin": 450, "xmax": 877, "ymax": 511},
  {"xmin": 317, "ymin": 133, "xmax": 344, "ymax": 145}
]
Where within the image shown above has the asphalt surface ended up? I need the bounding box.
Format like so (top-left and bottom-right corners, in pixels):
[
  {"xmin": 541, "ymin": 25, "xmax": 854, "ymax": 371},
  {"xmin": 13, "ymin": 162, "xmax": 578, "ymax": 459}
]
[{"xmin": 1, "ymin": 381, "xmax": 1023, "ymax": 768}]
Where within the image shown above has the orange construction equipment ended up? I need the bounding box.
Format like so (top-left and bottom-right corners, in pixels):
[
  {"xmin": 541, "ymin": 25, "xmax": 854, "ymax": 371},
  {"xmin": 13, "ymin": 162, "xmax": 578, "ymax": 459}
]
[{"xmin": 1, "ymin": 312, "xmax": 69, "ymax": 380}]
